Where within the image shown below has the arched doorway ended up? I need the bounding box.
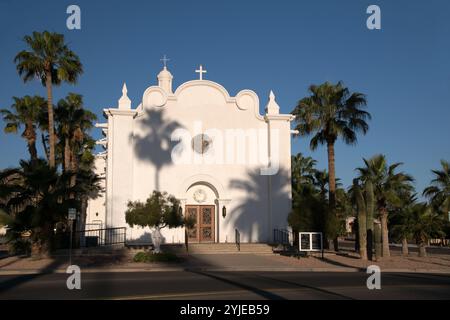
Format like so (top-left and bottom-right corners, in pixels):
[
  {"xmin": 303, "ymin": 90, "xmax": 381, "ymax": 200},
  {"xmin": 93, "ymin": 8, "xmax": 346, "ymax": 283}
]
[{"xmin": 185, "ymin": 183, "xmax": 217, "ymax": 243}]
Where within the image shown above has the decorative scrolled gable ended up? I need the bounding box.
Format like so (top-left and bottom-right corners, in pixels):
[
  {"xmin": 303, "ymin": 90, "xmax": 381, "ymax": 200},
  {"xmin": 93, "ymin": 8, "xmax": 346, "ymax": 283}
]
[
  {"xmin": 136, "ymin": 66, "xmax": 287, "ymax": 124},
  {"xmin": 142, "ymin": 86, "xmax": 168, "ymax": 109},
  {"xmin": 174, "ymin": 80, "xmax": 232, "ymax": 108},
  {"xmin": 235, "ymin": 89, "xmax": 264, "ymax": 121}
]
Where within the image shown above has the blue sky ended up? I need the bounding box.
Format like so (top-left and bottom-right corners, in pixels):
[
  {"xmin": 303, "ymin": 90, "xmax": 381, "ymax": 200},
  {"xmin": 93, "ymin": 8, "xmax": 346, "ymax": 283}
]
[{"xmin": 0, "ymin": 0, "xmax": 449, "ymax": 195}]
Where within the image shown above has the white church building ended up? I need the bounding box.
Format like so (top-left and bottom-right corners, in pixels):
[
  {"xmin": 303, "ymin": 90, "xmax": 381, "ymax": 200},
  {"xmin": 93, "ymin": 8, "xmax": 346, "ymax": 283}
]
[{"xmin": 87, "ymin": 62, "xmax": 294, "ymax": 244}]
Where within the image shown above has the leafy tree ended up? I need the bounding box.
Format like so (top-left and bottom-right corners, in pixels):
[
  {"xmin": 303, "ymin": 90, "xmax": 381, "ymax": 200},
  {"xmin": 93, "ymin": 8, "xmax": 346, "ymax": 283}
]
[
  {"xmin": 14, "ymin": 31, "xmax": 83, "ymax": 168},
  {"xmin": 0, "ymin": 96, "xmax": 46, "ymax": 162},
  {"xmin": 423, "ymin": 160, "xmax": 450, "ymax": 215},
  {"xmin": 289, "ymin": 191, "xmax": 327, "ymax": 234},
  {"xmin": 357, "ymin": 154, "xmax": 414, "ymax": 257},
  {"xmin": 126, "ymin": 191, "xmax": 184, "ymax": 231},
  {"xmin": 292, "ymin": 81, "xmax": 370, "ymax": 250}
]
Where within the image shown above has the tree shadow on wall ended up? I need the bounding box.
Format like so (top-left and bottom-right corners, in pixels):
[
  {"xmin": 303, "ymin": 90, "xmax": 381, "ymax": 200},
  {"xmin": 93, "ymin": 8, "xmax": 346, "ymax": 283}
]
[
  {"xmin": 130, "ymin": 108, "xmax": 184, "ymax": 191},
  {"xmin": 228, "ymin": 168, "xmax": 291, "ymax": 243}
]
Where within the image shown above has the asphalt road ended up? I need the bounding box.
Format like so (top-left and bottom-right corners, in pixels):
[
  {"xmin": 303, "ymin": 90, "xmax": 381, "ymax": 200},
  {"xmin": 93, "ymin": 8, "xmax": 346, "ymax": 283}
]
[{"xmin": 1, "ymin": 271, "xmax": 450, "ymax": 300}]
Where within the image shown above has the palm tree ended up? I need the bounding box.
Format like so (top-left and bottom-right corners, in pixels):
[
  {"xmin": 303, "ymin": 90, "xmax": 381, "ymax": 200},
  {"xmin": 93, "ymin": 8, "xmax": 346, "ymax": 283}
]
[
  {"xmin": 292, "ymin": 81, "xmax": 370, "ymax": 250},
  {"xmin": 54, "ymin": 93, "xmax": 97, "ymax": 234},
  {"xmin": 14, "ymin": 31, "xmax": 83, "ymax": 168},
  {"xmin": 0, "ymin": 159, "xmax": 101, "ymax": 256},
  {"xmin": 357, "ymin": 154, "xmax": 414, "ymax": 258},
  {"xmin": 312, "ymin": 170, "xmax": 328, "ymax": 199},
  {"xmin": 291, "ymin": 153, "xmax": 316, "ymax": 195},
  {"xmin": 313, "ymin": 170, "xmax": 341, "ymax": 201},
  {"xmin": 54, "ymin": 93, "xmax": 97, "ymax": 173},
  {"xmin": 391, "ymin": 192, "xmax": 417, "ymax": 256},
  {"xmin": 409, "ymin": 203, "xmax": 445, "ymax": 257},
  {"xmin": 423, "ymin": 160, "xmax": 450, "ymax": 215},
  {"xmin": 290, "ymin": 154, "xmax": 349, "ymax": 243},
  {"xmin": 1, "ymin": 96, "xmax": 46, "ymax": 162}
]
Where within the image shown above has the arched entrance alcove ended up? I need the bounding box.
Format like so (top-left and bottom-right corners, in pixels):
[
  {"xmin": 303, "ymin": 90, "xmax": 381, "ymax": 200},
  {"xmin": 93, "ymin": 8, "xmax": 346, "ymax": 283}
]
[{"xmin": 178, "ymin": 174, "xmax": 229, "ymax": 243}]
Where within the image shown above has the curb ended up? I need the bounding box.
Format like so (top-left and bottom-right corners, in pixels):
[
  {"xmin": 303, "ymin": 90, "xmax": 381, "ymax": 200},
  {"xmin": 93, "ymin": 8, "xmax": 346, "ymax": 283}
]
[{"xmin": 2, "ymin": 266, "xmax": 450, "ymax": 275}]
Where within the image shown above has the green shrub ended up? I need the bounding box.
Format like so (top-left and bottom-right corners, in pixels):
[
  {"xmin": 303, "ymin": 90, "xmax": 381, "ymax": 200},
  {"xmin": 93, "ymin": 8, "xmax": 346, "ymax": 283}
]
[
  {"xmin": 133, "ymin": 251, "xmax": 182, "ymax": 263},
  {"xmin": 8, "ymin": 238, "xmax": 31, "ymax": 256}
]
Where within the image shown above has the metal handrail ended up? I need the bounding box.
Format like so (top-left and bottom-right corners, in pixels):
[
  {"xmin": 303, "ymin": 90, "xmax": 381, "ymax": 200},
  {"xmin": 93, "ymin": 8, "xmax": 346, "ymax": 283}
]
[
  {"xmin": 235, "ymin": 228, "xmax": 240, "ymax": 251},
  {"xmin": 273, "ymin": 228, "xmax": 291, "ymax": 245},
  {"xmin": 56, "ymin": 227, "xmax": 126, "ymax": 249}
]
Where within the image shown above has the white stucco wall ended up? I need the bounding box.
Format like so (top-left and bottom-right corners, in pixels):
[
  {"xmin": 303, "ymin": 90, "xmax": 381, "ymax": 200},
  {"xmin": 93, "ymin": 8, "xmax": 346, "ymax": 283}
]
[
  {"xmin": 86, "ymin": 156, "xmax": 106, "ymax": 229},
  {"xmin": 92, "ymin": 67, "xmax": 293, "ymax": 244}
]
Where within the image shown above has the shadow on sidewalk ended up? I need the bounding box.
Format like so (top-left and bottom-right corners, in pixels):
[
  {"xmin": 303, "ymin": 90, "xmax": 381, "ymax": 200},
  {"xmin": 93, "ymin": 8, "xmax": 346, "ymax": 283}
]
[
  {"xmin": 0, "ymin": 250, "xmax": 129, "ymax": 296},
  {"xmin": 0, "ymin": 257, "xmax": 65, "ymax": 295},
  {"xmin": 318, "ymin": 256, "xmax": 365, "ymax": 271}
]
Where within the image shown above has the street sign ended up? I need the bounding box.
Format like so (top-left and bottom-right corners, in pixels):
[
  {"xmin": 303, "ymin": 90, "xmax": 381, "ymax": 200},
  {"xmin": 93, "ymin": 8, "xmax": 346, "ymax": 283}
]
[{"xmin": 68, "ymin": 208, "xmax": 77, "ymax": 220}]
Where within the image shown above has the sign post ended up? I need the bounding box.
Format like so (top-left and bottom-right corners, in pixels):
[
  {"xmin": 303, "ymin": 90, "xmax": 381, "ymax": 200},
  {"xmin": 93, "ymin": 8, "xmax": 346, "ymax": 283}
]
[
  {"xmin": 299, "ymin": 232, "xmax": 324, "ymax": 259},
  {"xmin": 68, "ymin": 208, "xmax": 77, "ymax": 265}
]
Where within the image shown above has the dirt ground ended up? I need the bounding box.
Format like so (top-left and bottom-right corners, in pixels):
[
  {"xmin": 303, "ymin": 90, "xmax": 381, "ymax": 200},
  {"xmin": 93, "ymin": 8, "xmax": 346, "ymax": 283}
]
[{"xmin": 268, "ymin": 250, "xmax": 450, "ymax": 271}]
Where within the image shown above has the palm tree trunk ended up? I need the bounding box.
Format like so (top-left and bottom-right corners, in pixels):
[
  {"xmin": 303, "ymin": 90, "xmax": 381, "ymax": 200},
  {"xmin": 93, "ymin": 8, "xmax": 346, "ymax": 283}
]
[
  {"xmin": 64, "ymin": 137, "xmax": 71, "ymax": 172},
  {"xmin": 326, "ymin": 140, "xmax": 339, "ymax": 251},
  {"xmin": 358, "ymin": 217, "xmax": 367, "ymax": 261},
  {"xmin": 380, "ymin": 208, "xmax": 390, "ymax": 257},
  {"xmin": 68, "ymin": 149, "xmax": 77, "ymax": 201},
  {"xmin": 41, "ymin": 133, "xmax": 49, "ymax": 161},
  {"xmin": 326, "ymin": 141, "xmax": 336, "ymax": 209},
  {"xmin": 45, "ymin": 71, "xmax": 56, "ymax": 168},
  {"xmin": 418, "ymin": 242, "xmax": 427, "ymax": 257},
  {"xmin": 27, "ymin": 136, "xmax": 38, "ymax": 163},
  {"xmin": 70, "ymin": 148, "xmax": 78, "ymax": 187},
  {"xmin": 80, "ymin": 195, "xmax": 88, "ymax": 232},
  {"xmin": 401, "ymin": 237, "xmax": 409, "ymax": 256},
  {"xmin": 374, "ymin": 223, "xmax": 382, "ymax": 260},
  {"xmin": 28, "ymin": 140, "xmax": 38, "ymax": 162},
  {"xmin": 24, "ymin": 123, "xmax": 38, "ymax": 162}
]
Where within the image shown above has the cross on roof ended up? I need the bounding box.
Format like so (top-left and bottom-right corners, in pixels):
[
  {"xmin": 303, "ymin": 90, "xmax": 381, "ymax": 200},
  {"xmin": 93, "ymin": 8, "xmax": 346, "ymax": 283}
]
[
  {"xmin": 160, "ymin": 54, "xmax": 170, "ymax": 68},
  {"xmin": 195, "ymin": 64, "xmax": 207, "ymax": 80}
]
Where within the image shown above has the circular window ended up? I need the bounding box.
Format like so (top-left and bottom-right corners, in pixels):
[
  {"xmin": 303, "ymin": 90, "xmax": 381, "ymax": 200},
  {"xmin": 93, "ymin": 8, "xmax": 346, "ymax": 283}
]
[{"xmin": 191, "ymin": 134, "xmax": 212, "ymax": 154}]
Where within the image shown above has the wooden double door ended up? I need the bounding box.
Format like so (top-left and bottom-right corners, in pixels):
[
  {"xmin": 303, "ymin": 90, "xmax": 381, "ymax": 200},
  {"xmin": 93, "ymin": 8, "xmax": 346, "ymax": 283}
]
[{"xmin": 186, "ymin": 205, "xmax": 215, "ymax": 242}]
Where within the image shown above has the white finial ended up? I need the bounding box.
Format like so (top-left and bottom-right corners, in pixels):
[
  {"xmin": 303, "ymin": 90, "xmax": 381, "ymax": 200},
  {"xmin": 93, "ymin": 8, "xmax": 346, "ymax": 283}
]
[
  {"xmin": 195, "ymin": 64, "xmax": 207, "ymax": 80},
  {"xmin": 265, "ymin": 89, "xmax": 280, "ymax": 115},
  {"xmin": 118, "ymin": 82, "xmax": 131, "ymax": 109},
  {"xmin": 269, "ymin": 90, "xmax": 275, "ymax": 100},
  {"xmin": 160, "ymin": 54, "xmax": 170, "ymax": 68}
]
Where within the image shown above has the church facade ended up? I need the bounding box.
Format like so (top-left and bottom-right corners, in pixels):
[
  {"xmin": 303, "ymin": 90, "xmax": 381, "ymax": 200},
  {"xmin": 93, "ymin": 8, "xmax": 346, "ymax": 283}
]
[{"xmin": 87, "ymin": 64, "xmax": 294, "ymax": 244}]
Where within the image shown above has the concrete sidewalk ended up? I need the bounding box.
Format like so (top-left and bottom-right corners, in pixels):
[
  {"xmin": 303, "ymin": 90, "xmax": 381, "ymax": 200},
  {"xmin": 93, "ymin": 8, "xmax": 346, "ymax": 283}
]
[{"xmin": 2, "ymin": 250, "xmax": 450, "ymax": 275}]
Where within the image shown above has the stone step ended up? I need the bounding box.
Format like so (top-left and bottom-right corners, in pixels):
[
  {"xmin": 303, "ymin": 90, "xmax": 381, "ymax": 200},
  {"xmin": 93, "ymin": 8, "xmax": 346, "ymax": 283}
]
[{"xmin": 161, "ymin": 243, "xmax": 274, "ymax": 254}]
